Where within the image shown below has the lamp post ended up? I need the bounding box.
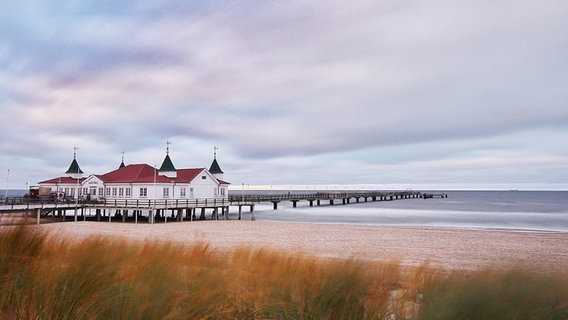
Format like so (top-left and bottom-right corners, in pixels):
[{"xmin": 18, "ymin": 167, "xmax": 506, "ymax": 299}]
[
  {"xmin": 75, "ymin": 171, "xmax": 79, "ymax": 222},
  {"xmin": 152, "ymin": 165, "xmax": 157, "ymax": 224},
  {"xmin": 4, "ymin": 169, "xmax": 9, "ymax": 200}
]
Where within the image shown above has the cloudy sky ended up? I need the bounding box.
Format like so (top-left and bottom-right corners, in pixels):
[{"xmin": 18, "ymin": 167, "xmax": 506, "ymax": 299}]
[{"xmin": 1, "ymin": 0, "xmax": 567, "ymax": 190}]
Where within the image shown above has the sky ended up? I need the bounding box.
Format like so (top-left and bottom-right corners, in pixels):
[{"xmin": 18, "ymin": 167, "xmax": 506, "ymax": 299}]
[{"xmin": 1, "ymin": 0, "xmax": 567, "ymax": 191}]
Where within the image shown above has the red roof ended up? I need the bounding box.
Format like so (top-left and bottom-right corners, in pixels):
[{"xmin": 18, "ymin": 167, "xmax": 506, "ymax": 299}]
[
  {"xmin": 98, "ymin": 164, "xmax": 206, "ymax": 184},
  {"xmin": 39, "ymin": 164, "xmax": 230, "ymax": 185},
  {"xmin": 39, "ymin": 176, "xmax": 85, "ymax": 184}
]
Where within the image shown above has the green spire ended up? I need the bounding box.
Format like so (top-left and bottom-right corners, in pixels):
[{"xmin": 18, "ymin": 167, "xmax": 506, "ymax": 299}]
[
  {"xmin": 66, "ymin": 147, "xmax": 83, "ymax": 174},
  {"xmin": 119, "ymin": 150, "xmax": 125, "ymax": 169},
  {"xmin": 66, "ymin": 158, "xmax": 83, "ymax": 174},
  {"xmin": 209, "ymin": 146, "xmax": 224, "ymax": 174},
  {"xmin": 209, "ymin": 158, "xmax": 223, "ymax": 174},
  {"xmin": 159, "ymin": 154, "xmax": 176, "ymax": 172}
]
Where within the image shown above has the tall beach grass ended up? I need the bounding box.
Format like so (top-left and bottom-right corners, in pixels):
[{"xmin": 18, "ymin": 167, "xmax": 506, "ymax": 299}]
[{"xmin": 0, "ymin": 226, "xmax": 566, "ymax": 319}]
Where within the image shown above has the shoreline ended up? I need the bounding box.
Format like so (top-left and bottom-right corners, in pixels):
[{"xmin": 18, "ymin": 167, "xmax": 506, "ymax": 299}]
[
  {"xmin": 245, "ymin": 219, "xmax": 568, "ymax": 234},
  {"xmin": 32, "ymin": 220, "xmax": 568, "ymax": 274}
]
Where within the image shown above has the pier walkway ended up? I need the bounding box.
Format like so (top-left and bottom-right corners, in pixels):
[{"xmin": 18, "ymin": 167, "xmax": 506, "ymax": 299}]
[
  {"xmin": 1, "ymin": 190, "xmax": 447, "ymax": 224},
  {"xmin": 229, "ymin": 190, "xmax": 445, "ymax": 210}
]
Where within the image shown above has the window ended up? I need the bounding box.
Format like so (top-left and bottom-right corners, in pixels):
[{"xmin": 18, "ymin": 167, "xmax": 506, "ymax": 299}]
[
  {"xmin": 180, "ymin": 187, "xmax": 186, "ymax": 197},
  {"xmin": 202, "ymin": 175, "xmax": 206, "ymax": 180},
  {"xmin": 140, "ymin": 188, "xmax": 147, "ymax": 197},
  {"xmin": 90, "ymin": 188, "xmax": 96, "ymax": 195},
  {"xmin": 112, "ymin": 188, "xmax": 117, "ymax": 197},
  {"xmin": 98, "ymin": 188, "xmax": 104, "ymax": 196},
  {"xmin": 70, "ymin": 188, "xmax": 75, "ymax": 196},
  {"xmin": 106, "ymin": 188, "xmax": 111, "ymax": 196},
  {"xmin": 84, "ymin": 188, "xmax": 88, "ymax": 196},
  {"xmin": 125, "ymin": 188, "xmax": 131, "ymax": 197},
  {"xmin": 65, "ymin": 188, "xmax": 69, "ymax": 195},
  {"xmin": 189, "ymin": 188, "xmax": 194, "ymax": 198},
  {"xmin": 220, "ymin": 188, "xmax": 226, "ymax": 196},
  {"xmin": 119, "ymin": 188, "xmax": 124, "ymax": 197},
  {"xmin": 163, "ymin": 187, "xmax": 169, "ymax": 197}
]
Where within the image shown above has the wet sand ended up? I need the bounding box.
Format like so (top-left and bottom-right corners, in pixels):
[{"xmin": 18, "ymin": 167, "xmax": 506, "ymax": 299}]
[{"xmin": 37, "ymin": 220, "xmax": 568, "ymax": 273}]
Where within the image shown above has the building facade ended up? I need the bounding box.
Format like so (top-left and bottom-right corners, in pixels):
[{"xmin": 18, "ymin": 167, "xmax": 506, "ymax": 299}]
[{"xmin": 38, "ymin": 148, "xmax": 229, "ymax": 202}]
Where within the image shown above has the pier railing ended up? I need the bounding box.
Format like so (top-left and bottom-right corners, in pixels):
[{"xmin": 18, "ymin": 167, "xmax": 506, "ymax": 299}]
[
  {"xmin": 2, "ymin": 190, "xmax": 447, "ymax": 214},
  {"xmin": 0, "ymin": 197, "xmax": 231, "ymax": 212},
  {"xmin": 228, "ymin": 191, "xmax": 424, "ymax": 203}
]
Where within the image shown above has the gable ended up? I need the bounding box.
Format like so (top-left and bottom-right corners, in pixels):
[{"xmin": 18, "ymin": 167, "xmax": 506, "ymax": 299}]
[{"xmin": 83, "ymin": 174, "xmax": 103, "ymax": 185}]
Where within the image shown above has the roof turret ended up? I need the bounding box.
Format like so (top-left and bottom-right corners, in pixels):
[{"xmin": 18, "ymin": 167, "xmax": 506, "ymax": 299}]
[
  {"xmin": 209, "ymin": 146, "xmax": 224, "ymax": 178},
  {"xmin": 119, "ymin": 150, "xmax": 126, "ymax": 169},
  {"xmin": 159, "ymin": 154, "xmax": 177, "ymax": 172},
  {"xmin": 158, "ymin": 141, "xmax": 177, "ymax": 178},
  {"xmin": 66, "ymin": 158, "xmax": 83, "ymax": 174},
  {"xmin": 65, "ymin": 147, "xmax": 83, "ymax": 174},
  {"xmin": 209, "ymin": 159, "xmax": 223, "ymax": 174}
]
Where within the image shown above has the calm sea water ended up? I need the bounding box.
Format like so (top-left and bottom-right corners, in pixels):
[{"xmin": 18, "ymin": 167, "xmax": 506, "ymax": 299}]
[
  {"xmin": 3, "ymin": 189, "xmax": 567, "ymax": 232},
  {"xmin": 247, "ymin": 191, "xmax": 568, "ymax": 232}
]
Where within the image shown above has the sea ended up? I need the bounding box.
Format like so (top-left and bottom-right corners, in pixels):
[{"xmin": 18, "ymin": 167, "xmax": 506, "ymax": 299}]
[
  {"xmin": 244, "ymin": 190, "xmax": 568, "ymax": 232},
  {"xmin": 3, "ymin": 189, "xmax": 567, "ymax": 232}
]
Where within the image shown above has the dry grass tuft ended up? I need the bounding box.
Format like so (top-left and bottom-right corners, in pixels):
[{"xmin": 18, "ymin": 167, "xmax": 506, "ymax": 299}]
[{"xmin": 0, "ymin": 226, "xmax": 566, "ymax": 319}]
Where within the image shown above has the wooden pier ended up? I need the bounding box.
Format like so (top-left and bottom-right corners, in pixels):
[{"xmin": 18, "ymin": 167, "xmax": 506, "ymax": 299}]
[
  {"xmin": 229, "ymin": 190, "xmax": 444, "ymax": 210},
  {"xmin": 0, "ymin": 198, "xmax": 236, "ymax": 225},
  {"xmin": 1, "ymin": 190, "xmax": 447, "ymax": 224}
]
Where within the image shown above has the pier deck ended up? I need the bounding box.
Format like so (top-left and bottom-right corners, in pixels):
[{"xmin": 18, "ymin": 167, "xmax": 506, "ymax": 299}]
[{"xmin": 1, "ymin": 190, "xmax": 447, "ymax": 224}]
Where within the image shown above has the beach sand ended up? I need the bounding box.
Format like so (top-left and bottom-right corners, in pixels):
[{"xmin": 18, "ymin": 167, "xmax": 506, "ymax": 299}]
[{"xmin": 36, "ymin": 220, "xmax": 568, "ymax": 273}]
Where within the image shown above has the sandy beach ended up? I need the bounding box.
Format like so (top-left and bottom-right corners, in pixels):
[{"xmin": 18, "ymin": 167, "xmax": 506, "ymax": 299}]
[{"xmin": 35, "ymin": 220, "xmax": 568, "ymax": 273}]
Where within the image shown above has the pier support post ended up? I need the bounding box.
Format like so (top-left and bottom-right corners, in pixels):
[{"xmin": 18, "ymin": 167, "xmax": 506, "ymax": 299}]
[
  {"xmin": 36, "ymin": 208, "xmax": 41, "ymax": 225},
  {"xmin": 200, "ymin": 208, "xmax": 206, "ymax": 220},
  {"xmin": 271, "ymin": 201, "xmax": 279, "ymax": 210},
  {"xmin": 251, "ymin": 205, "xmax": 255, "ymax": 221},
  {"xmin": 238, "ymin": 205, "xmax": 242, "ymax": 220},
  {"xmin": 329, "ymin": 199, "xmax": 334, "ymax": 205},
  {"xmin": 317, "ymin": 199, "xmax": 321, "ymax": 206},
  {"xmin": 291, "ymin": 200, "xmax": 299, "ymax": 208}
]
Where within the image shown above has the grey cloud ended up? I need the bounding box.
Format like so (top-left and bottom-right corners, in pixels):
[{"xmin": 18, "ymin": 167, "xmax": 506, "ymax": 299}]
[{"xmin": 1, "ymin": 0, "xmax": 568, "ymax": 188}]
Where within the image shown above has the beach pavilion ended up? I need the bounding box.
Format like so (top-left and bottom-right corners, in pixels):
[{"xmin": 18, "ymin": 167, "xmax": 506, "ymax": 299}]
[{"xmin": 38, "ymin": 146, "xmax": 230, "ymax": 204}]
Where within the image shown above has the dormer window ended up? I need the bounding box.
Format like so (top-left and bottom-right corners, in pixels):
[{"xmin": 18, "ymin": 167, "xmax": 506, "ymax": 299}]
[{"xmin": 202, "ymin": 175, "xmax": 206, "ymax": 180}]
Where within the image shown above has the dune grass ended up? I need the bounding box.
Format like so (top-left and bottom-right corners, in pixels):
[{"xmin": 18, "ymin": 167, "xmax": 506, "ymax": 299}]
[{"xmin": 0, "ymin": 225, "xmax": 566, "ymax": 319}]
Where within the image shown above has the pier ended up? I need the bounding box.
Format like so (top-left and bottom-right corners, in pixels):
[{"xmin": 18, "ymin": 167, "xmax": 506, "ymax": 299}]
[
  {"xmin": 229, "ymin": 190, "xmax": 445, "ymax": 210},
  {"xmin": 0, "ymin": 198, "xmax": 235, "ymax": 225},
  {"xmin": 1, "ymin": 190, "xmax": 447, "ymax": 224}
]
